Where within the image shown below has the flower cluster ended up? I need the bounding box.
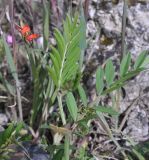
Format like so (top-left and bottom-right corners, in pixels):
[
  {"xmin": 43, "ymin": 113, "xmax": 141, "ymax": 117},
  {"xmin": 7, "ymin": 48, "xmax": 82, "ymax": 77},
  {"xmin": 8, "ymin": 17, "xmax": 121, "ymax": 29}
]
[{"xmin": 15, "ymin": 24, "xmax": 39, "ymax": 42}]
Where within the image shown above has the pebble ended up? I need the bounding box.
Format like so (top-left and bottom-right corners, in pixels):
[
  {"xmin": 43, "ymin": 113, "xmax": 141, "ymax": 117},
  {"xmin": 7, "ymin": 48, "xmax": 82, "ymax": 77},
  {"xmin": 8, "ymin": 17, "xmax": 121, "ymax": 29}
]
[{"xmin": 0, "ymin": 113, "xmax": 8, "ymax": 126}]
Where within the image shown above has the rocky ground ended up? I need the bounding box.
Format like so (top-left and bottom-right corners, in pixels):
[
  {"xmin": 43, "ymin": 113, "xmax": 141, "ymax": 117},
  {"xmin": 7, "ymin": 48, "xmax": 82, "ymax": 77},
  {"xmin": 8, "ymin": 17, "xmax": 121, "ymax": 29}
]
[
  {"xmin": 86, "ymin": 0, "xmax": 149, "ymax": 142},
  {"xmin": 0, "ymin": 0, "xmax": 149, "ymax": 159}
]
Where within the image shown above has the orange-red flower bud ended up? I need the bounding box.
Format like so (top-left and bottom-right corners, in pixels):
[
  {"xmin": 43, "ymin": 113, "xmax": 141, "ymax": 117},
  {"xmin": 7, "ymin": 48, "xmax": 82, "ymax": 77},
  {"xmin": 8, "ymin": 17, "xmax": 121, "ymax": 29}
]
[
  {"xmin": 16, "ymin": 24, "xmax": 31, "ymax": 37},
  {"xmin": 25, "ymin": 34, "xmax": 39, "ymax": 42}
]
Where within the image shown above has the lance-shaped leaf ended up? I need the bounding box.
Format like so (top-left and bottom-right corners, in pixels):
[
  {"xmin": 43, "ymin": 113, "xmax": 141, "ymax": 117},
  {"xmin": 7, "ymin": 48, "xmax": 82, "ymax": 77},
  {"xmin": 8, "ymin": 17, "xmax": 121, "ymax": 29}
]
[
  {"xmin": 78, "ymin": 84, "xmax": 87, "ymax": 106},
  {"xmin": 2, "ymin": 35, "xmax": 18, "ymax": 81},
  {"xmin": 120, "ymin": 52, "xmax": 131, "ymax": 77},
  {"xmin": 66, "ymin": 92, "xmax": 78, "ymax": 121},
  {"xmin": 134, "ymin": 51, "xmax": 147, "ymax": 69},
  {"xmin": 95, "ymin": 106, "xmax": 119, "ymax": 116},
  {"xmin": 96, "ymin": 66, "xmax": 104, "ymax": 95},
  {"xmin": 43, "ymin": 0, "xmax": 50, "ymax": 50},
  {"xmin": 105, "ymin": 59, "xmax": 115, "ymax": 86}
]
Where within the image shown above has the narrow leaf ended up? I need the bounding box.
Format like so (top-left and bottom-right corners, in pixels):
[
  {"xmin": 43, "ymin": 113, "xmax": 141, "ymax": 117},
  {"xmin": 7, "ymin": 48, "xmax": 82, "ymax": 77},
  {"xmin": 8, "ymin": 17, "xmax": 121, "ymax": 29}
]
[
  {"xmin": 132, "ymin": 149, "xmax": 145, "ymax": 160},
  {"xmin": 48, "ymin": 67, "xmax": 58, "ymax": 86},
  {"xmin": 54, "ymin": 29, "xmax": 65, "ymax": 56},
  {"xmin": 105, "ymin": 59, "xmax": 115, "ymax": 86},
  {"xmin": 96, "ymin": 66, "xmax": 104, "ymax": 95},
  {"xmin": 53, "ymin": 149, "xmax": 64, "ymax": 160},
  {"xmin": 79, "ymin": 5, "xmax": 87, "ymax": 50},
  {"xmin": 134, "ymin": 51, "xmax": 147, "ymax": 69},
  {"xmin": 79, "ymin": 5, "xmax": 86, "ymax": 70},
  {"xmin": 2, "ymin": 35, "xmax": 18, "ymax": 81},
  {"xmin": 120, "ymin": 52, "xmax": 131, "ymax": 77},
  {"xmin": 140, "ymin": 55, "xmax": 149, "ymax": 68},
  {"xmin": 95, "ymin": 106, "xmax": 119, "ymax": 116},
  {"xmin": 50, "ymin": 53, "xmax": 60, "ymax": 74},
  {"xmin": 78, "ymin": 84, "xmax": 87, "ymax": 106},
  {"xmin": 66, "ymin": 92, "xmax": 78, "ymax": 121},
  {"xmin": 43, "ymin": 0, "xmax": 50, "ymax": 50},
  {"xmin": 51, "ymin": 46, "xmax": 61, "ymax": 68}
]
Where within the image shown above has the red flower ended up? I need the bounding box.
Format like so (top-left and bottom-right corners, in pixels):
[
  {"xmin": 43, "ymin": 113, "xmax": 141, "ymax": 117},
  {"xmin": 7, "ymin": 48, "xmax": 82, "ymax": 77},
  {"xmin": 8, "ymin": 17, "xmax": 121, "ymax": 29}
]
[
  {"xmin": 15, "ymin": 24, "xmax": 31, "ymax": 37},
  {"xmin": 16, "ymin": 24, "xmax": 39, "ymax": 42},
  {"xmin": 25, "ymin": 34, "xmax": 39, "ymax": 42}
]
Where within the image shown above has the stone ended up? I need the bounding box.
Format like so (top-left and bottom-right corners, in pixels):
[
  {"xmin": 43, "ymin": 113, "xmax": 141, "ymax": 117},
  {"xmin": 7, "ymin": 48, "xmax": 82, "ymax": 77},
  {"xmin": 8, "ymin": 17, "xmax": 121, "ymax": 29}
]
[
  {"xmin": 0, "ymin": 113, "xmax": 8, "ymax": 126},
  {"xmin": 9, "ymin": 142, "xmax": 51, "ymax": 160}
]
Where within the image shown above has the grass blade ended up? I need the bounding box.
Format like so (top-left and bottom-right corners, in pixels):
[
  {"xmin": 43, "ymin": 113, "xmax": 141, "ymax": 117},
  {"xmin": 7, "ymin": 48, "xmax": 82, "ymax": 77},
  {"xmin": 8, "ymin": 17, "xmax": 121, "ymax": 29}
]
[
  {"xmin": 43, "ymin": 0, "xmax": 50, "ymax": 50},
  {"xmin": 2, "ymin": 35, "xmax": 18, "ymax": 81}
]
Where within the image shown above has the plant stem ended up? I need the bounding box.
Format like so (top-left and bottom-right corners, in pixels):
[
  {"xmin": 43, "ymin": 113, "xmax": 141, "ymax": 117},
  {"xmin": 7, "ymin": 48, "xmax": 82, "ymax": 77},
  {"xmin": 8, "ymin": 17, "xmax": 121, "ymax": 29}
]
[
  {"xmin": 10, "ymin": 0, "xmax": 23, "ymax": 121},
  {"xmin": 121, "ymin": 0, "xmax": 127, "ymax": 61},
  {"xmin": 57, "ymin": 93, "xmax": 66, "ymax": 125},
  {"xmin": 58, "ymin": 93, "xmax": 70, "ymax": 160},
  {"xmin": 64, "ymin": 134, "xmax": 70, "ymax": 160}
]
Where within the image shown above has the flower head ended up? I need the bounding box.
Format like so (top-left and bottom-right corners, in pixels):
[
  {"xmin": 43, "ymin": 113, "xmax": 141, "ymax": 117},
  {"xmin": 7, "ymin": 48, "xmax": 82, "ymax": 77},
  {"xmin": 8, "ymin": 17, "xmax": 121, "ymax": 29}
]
[
  {"xmin": 15, "ymin": 24, "xmax": 31, "ymax": 37},
  {"xmin": 25, "ymin": 34, "xmax": 39, "ymax": 42},
  {"xmin": 16, "ymin": 24, "xmax": 39, "ymax": 42}
]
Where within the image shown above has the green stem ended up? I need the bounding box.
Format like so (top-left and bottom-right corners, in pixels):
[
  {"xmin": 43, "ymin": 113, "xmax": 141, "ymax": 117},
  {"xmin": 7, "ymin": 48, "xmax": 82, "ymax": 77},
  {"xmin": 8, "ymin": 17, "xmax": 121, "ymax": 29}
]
[
  {"xmin": 57, "ymin": 93, "xmax": 66, "ymax": 125},
  {"xmin": 58, "ymin": 93, "xmax": 70, "ymax": 160},
  {"xmin": 121, "ymin": 0, "xmax": 127, "ymax": 61},
  {"xmin": 10, "ymin": 0, "xmax": 23, "ymax": 121},
  {"xmin": 64, "ymin": 134, "xmax": 70, "ymax": 160}
]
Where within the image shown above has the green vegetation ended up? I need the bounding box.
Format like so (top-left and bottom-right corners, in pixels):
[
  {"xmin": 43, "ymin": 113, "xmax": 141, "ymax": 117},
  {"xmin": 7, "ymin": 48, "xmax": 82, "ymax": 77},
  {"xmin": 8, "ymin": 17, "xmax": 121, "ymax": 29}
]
[{"xmin": 0, "ymin": 1, "xmax": 149, "ymax": 160}]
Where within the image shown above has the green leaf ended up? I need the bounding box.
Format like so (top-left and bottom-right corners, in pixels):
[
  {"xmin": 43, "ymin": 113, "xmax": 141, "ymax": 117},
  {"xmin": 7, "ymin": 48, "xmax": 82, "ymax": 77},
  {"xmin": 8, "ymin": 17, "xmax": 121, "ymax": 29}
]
[
  {"xmin": 102, "ymin": 68, "xmax": 144, "ymax": 95},
  {"xmin": 53, "ymin": 149, "xmax": 64, "ymax": 160},
  {"xmin": 15, "ymin": 122, "xmax": 24, "ymax": 134},
  {"xmin": 134, "ymin": 51, "xmax": 147, "ymax": 69},
  {"xmin": 50, "ymin": 53, "xmax": 60, "ymax": 74},
  {"xmin": 105, "ymin": 59, "xmax": 115, "ymax": 86},
  {"xmin": 54, "ymin": 29, "xmax": 65, "ymax": 57},
  {"xmin": 67, "ymin": 32, "xmax": 81, "ymax": 55},
  {"xmin": 66, "ymin": 92, "xmax": 78, "ymax": 121},
  {"xmin": 95, "ymin": 106, "xmax": 119, "ymax": 116},
  {"xmin": 48, "ymin": 67, "xmax": 58, "ymax": 86},
  {"xmin": 48, "ymin": 13, "xmax": 83, "ymax": 89},
  {"xmin": 96, "ymin": 111, "xmax": 112, "ymax": 135},
  {"xmin": 3, "ymin": 123, "xmax": 14, "ymax": 146},
  {"xmin": 127, "ymin": 155, "xmax": 134, "ymax": 160},
  {"xmin": 51, "ymin": 46, "xmax": 61, "ymax": 69},
  {"xmin": 43, "ymin": 0, "xmax": 50, "ymax": 50},
  {"xmin": 79, "ymin": 4, "xmax": 86, "ymax": 50},
  {"xmin": 78, "ymin": 84, "xmax": 87, "ymax": 106},
  {"xmin": 134, "ymin": 140, "xmax": 149, "ymax": 157},
  {"xmin": 72, "ymin": 13, "xmax": 79, "ymax": 31},
  {"xmin": 96, "ymin": 66, "xmax": 104, "ymax": 95},
  {"xmin": 2, "ymin": 35, "xmax": 18, "ymax": 81},
  {"xmin": 0, "ymin": 72, "xmax": 15, "ymax": 95},
  {"xmin": 140, "ymin": 55, "xmax": 149, "ymax": 68},
  {"xmin": 132, "ymin": 149, "xmax": 145, "ymax": 160},
  {"xmin": 62, "ymin": 64, "xmax": 78, "ymax": 83},
  {"xmin": 79, "ymin": 5, "xmax": 86, "ymax": 70},
  {"xmin": 120, "ymin": 52, "xmax": 131, "ymax": 77}
]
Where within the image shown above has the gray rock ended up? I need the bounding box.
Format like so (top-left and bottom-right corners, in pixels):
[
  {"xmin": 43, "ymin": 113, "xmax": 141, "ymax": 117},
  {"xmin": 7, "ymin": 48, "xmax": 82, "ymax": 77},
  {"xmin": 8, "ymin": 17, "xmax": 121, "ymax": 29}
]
[
  {"xmin": 123, "ymin": 106, "xmax": 148, "ymax": 141},
  {"xmin": 86, "ymin": 0, "xmax": 149, "ymax": 147},
  {"xmin": 0, "ymin": 113, "xmax": 8, "ymax": 126},
  {"xmin": 10, "ymin": 142, "xmax": 51, "ymax": 160}
]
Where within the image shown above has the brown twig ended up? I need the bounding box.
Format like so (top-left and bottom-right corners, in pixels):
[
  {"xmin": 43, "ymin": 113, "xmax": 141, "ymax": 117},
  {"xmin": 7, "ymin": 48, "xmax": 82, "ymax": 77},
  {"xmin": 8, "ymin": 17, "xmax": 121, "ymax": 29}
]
[{"xmin": 83, "ymin": 0, "xmax": 89, "ymax": 20}]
